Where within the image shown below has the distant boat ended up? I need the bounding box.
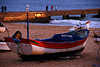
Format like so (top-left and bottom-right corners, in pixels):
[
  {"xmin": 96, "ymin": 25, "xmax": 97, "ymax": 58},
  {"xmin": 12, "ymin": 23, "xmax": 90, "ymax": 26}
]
[
  {"xmin": 0, "ymin": 42, "xmax": 11, "ymax": 52},
  {"xmin": 0, "ymin": 22, "xmax": 6, "ymax": 33},
  {"xmin": 5, "ymin": 21, "xmax": 90, "ymax": 60},
  {"xmin": 93, "ymin": 31, "xmax": 100, "ymax": 43},
  {"xmin": 0, "ymin": 22, "xmax": 11, "ymax": 52},
  {"xmin": 93, "ymin": 29, "xmax": 100, "ymax": 58}
]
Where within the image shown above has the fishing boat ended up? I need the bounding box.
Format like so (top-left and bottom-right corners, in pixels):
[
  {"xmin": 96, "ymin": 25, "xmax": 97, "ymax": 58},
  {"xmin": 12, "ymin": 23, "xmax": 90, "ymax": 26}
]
[
  {"xmin": 4, "ymin": 21, "xmax": 90, "ymax": 60},
  {"xmin": 93, "ymin": 30, "xmax": 100, "ymax": 58},
  {"xmin": 93, "ymin": 31, "xmax": 100, "ymax": 44},
  {"xmin": 0, "ymin": 41, "xmax": 11, "ymax": 52},
  {"xmin": 0, "ymin": 22, "xmax": 6, "ymax": 33},
  {"xmin": 4, "ymin": 5, "xmax": 90, "ymax": 60},
  {"xmin": 0, "ymin": 22, "xmax": 10, "ymax": 52}
]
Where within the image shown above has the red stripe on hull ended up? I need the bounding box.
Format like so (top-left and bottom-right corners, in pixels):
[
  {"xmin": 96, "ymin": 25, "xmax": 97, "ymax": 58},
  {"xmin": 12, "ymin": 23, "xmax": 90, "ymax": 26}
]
[
  {"xmin": 5, "ymin": 37, "xmax": 87, "ymax": 49},
  {"xmin": 35, "ymin": 39, "xmax": 87, "ymax": 49}
]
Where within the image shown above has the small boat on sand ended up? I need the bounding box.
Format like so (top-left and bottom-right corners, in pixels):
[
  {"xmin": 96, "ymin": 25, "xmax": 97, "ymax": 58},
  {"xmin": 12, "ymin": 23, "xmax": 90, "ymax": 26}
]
[
  {"xmin": 93, "ymin": 31, "xmax": 100, "ymax": 44},
  {"xmin": 0, "ymin": 22, "xmax": 6, "ymax": 33},
  {"xmin": 93, "ymin": 30, "xmax": 100, "ymax": 58},
  {"xmin": 0, "ymin": 22, "xmax": 10, "ymax": 52},
  {"xmin": 4, "ymin": 21, "xmax": 90, "ymax": 60},
  {"xmin": 0, "ymin": 41, "xmax": 11, "ymax": 52}
]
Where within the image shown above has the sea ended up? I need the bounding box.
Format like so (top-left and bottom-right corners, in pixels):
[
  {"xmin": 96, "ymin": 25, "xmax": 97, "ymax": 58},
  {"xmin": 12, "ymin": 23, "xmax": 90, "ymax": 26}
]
[{"xmin": 0, "ymin": 0, "xmax": 100, "ymax": 28}]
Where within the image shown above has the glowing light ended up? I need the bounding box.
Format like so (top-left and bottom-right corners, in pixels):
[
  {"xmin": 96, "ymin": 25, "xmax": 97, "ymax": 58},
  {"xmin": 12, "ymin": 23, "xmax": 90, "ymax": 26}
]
[{"xmin": 35, "ymin": 13, "xmax": 42, "ymax": 17}]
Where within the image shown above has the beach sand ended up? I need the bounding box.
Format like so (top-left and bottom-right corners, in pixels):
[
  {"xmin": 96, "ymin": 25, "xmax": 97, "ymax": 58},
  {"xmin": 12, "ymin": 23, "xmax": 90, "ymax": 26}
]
[{"xmin": 0, "ymin": 23, "xmax": 100, "ymax": 67}]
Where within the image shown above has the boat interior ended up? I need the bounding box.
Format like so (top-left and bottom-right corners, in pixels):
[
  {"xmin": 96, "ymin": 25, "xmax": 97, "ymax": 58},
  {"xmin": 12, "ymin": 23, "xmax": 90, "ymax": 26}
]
[{"xmin": 37, "ymin": 29, "xmax": 89, "ymax": 42}]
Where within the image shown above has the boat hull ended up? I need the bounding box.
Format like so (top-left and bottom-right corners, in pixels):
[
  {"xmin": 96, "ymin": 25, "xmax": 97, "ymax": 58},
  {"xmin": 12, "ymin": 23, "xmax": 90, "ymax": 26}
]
[
  {"xmin": 6, "ymin": 39, "xmax": 87, "ymax": 56},
  {"xmin": 0, "ymin": 42, "xmax": 11, "ymax": 52},
  {"xmin": 19, "ymin": 47, "xmax": 85, "ymax": 60}
]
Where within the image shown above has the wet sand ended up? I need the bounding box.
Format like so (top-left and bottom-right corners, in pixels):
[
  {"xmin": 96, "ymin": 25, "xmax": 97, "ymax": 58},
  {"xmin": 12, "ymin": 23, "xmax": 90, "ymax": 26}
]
[{"xmin": 0, "ymin": 23, "xmax": 100, "ymax": 67}]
